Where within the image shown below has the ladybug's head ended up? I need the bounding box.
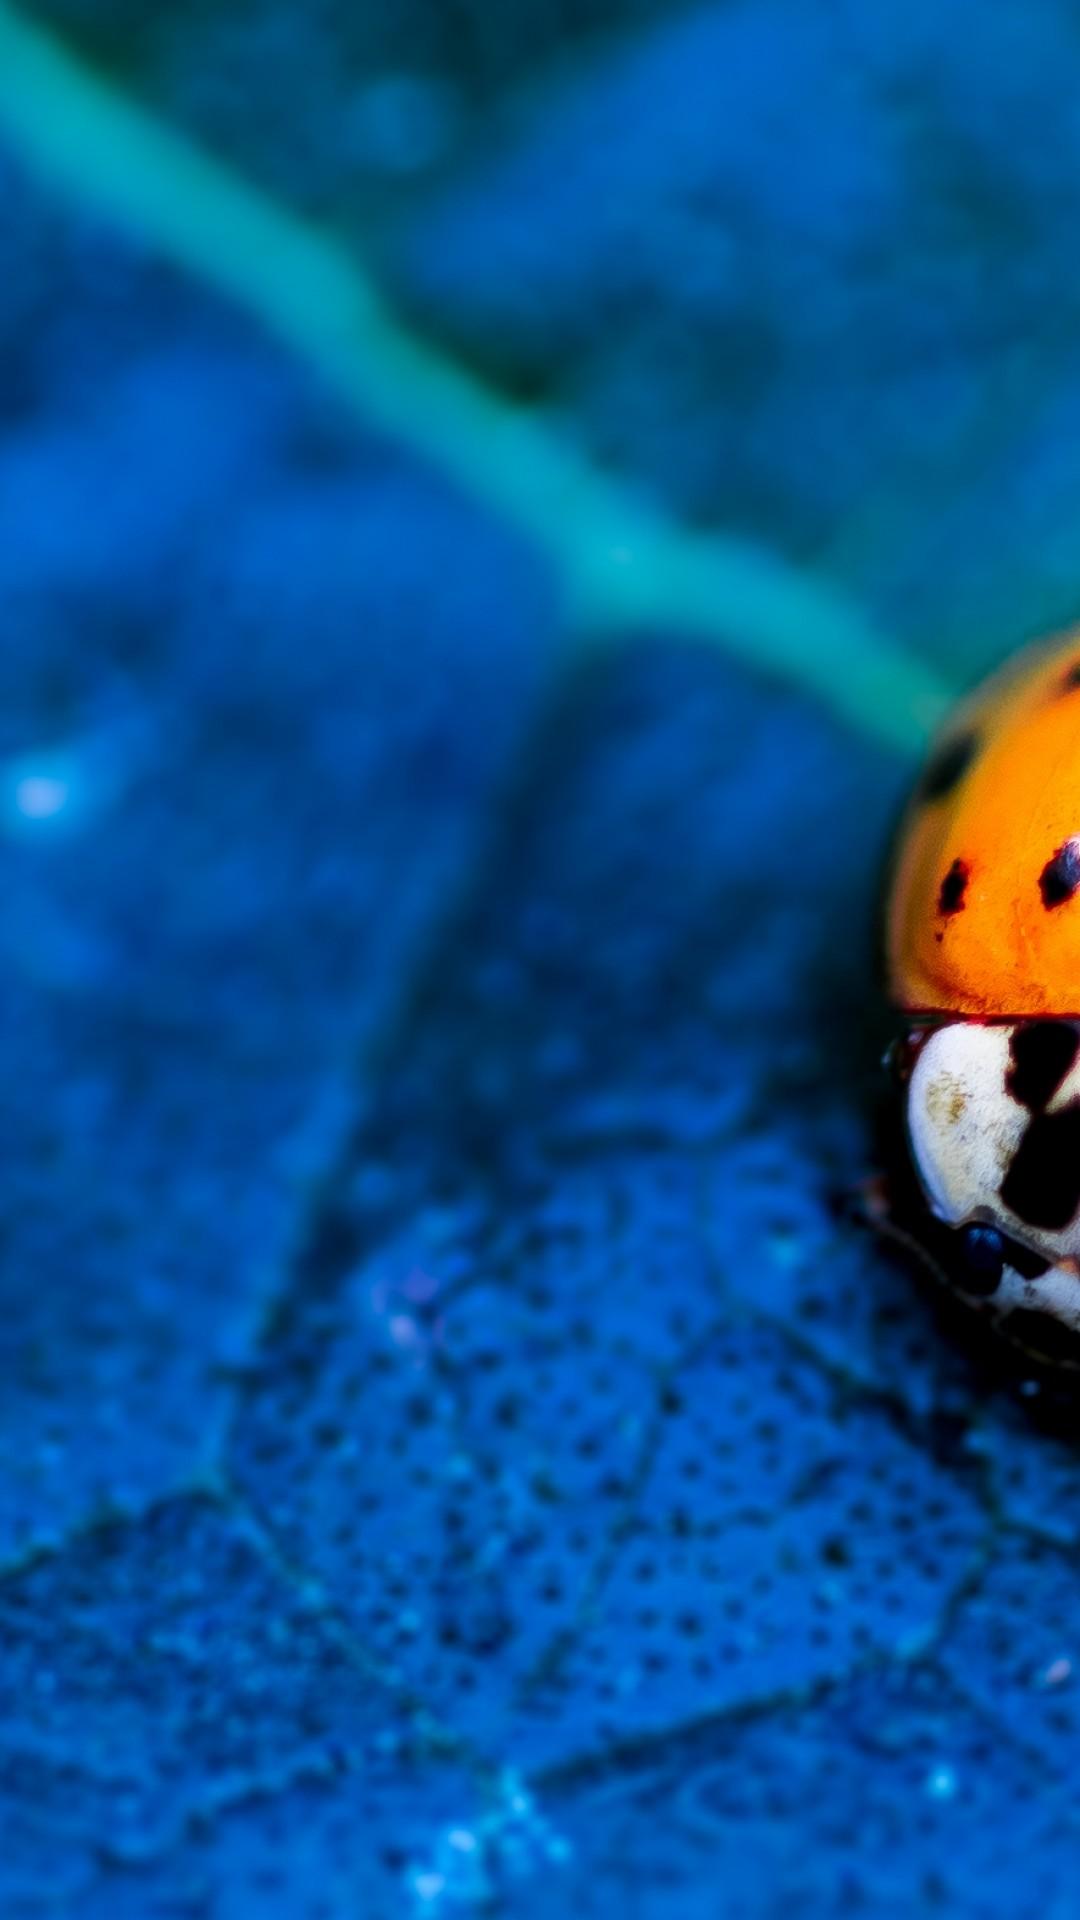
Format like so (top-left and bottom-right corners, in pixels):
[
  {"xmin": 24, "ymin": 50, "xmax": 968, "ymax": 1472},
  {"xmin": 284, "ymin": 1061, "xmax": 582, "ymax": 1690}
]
[{"xmin": 903, "ymin": 1017, "xmax": 1080, "ymax": 1332}]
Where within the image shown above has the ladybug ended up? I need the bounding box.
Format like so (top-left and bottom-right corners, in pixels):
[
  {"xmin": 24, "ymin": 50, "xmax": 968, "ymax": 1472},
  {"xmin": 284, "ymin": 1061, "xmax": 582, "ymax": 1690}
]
[{"xmin": 885, "ymin": 626, "xmax": 1080, "ymax": 1366}]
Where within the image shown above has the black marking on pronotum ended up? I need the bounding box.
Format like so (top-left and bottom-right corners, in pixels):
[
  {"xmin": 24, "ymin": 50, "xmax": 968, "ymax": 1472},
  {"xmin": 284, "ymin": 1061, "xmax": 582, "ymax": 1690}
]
[
  {"xmin": 917, "ymin": 732, "xmax": 978, "ymax": 803},
  {"xmin": 1040, "ymin": 838, "xmax": 1080, "ymax": 908},
  {"xmin": 937, "ymin": 858, "xmax": 969, "ymax": 917},
  {"xmin": 1007, "ymin": 1021, "xmax": 1080, "ymax": 1112},
  {"xmin": 1001, "ymin": 1104, "xmax": 1080, "ymax": 1230},
  {"xmin": 999, "ymin": 1232, "xmax": 1052, "ymax": 1281}
]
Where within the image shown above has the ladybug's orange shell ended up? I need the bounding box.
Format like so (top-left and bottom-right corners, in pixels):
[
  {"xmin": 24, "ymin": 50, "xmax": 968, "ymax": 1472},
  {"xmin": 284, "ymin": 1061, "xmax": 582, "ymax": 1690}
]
[{"xmin": 888, "ymin": 628, "xmax": 1080, "ymax": 1017}]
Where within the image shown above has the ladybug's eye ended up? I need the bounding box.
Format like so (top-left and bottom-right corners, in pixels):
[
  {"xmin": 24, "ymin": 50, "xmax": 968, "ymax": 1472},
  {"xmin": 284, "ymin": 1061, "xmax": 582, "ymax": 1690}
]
[{"xmin": 957, "ymin": 1224, "xmax": 1005, "ymax": 1296}]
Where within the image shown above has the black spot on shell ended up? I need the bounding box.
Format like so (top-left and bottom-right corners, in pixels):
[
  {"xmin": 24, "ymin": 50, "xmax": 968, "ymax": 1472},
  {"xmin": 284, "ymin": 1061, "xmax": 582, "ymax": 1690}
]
[
  {"xmin": 1000, "ymin": 1309, "xmax": 1080, "ymax": 1371},
  {"xmin": 1007, "ymin": 1022, "xmax": 1080, "ymax": 1112},
  {"xmin": 1040, "ymin": 839, "xmax": 1080, "ymax": 908},
  {"xmin": 1061, "ymin": 661, "xmax": 1080, "ymax": 692},
  {"xmin": 1001, "ymin": 1105, "xmax": 1080, "ymax": 1230},
  {"xmin": 937, "ymin": 859, "xmax": 969, "ymax": 917},
  {"xmin": 917, "ymin": 733, "xmax": 978, "ymax": 803}
]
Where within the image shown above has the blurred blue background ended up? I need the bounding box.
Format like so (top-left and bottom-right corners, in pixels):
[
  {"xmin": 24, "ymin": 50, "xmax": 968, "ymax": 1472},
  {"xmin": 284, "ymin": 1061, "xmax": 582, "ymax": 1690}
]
[{"xmin": 5, "ymin": 2, "xmax": 1080, "ymax": 1914}]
